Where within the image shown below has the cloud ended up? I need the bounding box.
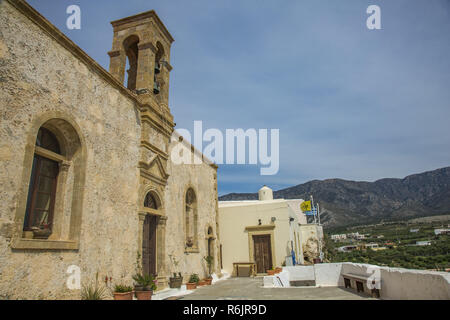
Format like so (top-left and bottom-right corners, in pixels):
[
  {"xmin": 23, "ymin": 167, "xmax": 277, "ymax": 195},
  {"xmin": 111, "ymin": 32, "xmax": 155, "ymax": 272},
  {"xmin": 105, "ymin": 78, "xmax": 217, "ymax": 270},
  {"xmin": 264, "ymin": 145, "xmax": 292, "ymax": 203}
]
[{"xmin": 28, "ymin": 0, "xmax": 450, "ymax": 194}]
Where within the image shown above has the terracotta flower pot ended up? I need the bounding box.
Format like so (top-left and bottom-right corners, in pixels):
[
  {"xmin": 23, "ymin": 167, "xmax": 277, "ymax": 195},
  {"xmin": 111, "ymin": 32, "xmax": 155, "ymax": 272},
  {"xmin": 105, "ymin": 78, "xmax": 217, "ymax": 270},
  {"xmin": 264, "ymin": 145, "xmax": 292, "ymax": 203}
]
[
  {"xmin": 275, "ymin": 268, "xmax": 282, "ymax": 274},
  {"xmin": 113, "ymin": 292, "xmax": 133, "ymax": 300},
  {"xmin": 135, "ymin": 290, "xmax": 152, "ymax": 300},
  {"xmin": 198, "ymin": 280, "xmax": 207, "ymax": 286},
  {"xmin": 186, "ymin": 282, "xmax": 197, "ymax": 290},
  {"xmin": 204, "ymin": 278, "xmax": 212, "ymax": 285},
  {"xmin": 134, "ymin": 285, "xmax": 144, "ymax": 292},
  {"xmin": 267, "ymin": 270, "xmax": 275, "ymax": 276}
]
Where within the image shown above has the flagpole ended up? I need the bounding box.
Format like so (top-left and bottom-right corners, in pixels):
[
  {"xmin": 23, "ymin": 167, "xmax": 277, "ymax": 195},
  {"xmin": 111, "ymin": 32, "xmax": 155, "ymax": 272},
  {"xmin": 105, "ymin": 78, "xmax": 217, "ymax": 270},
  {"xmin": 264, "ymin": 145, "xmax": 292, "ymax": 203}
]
[
  {"xmin": 317, "ymin": 203, "xmax": 321, "ymax": 225},
  {"xmin": 317, "ymin": 202, "xmax": 323, "ymax": 261},
  {"xmin": 310, "ymin": 195, "xmax": 316, "ymax": 224}
]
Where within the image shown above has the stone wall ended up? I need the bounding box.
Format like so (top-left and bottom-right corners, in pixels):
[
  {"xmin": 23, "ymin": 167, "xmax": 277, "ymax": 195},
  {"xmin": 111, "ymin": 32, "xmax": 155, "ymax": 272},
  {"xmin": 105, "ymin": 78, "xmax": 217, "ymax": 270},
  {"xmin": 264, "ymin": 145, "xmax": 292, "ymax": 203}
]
[
  {"xmin": 164, "ymin": 139, "xmax": 220, "ymax": 280},
  {"xmin": 0, "ymin": 0, "xmax": 220, "ymax": 299},
  {"xmin": 0, "ymin": 0, "xmax": 142, "ymax": 299},
  {"xmin": 299, "ymin": 224, "xmax": 322, "ymax": 263}
]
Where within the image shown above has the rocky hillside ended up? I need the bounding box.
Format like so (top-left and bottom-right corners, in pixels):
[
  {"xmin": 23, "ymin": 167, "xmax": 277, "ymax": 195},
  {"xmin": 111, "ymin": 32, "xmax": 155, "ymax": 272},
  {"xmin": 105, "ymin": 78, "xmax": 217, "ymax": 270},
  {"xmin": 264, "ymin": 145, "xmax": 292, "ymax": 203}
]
[{"xmin": 219, "ymin": 167, "xmax": 450, "ymax": 229}]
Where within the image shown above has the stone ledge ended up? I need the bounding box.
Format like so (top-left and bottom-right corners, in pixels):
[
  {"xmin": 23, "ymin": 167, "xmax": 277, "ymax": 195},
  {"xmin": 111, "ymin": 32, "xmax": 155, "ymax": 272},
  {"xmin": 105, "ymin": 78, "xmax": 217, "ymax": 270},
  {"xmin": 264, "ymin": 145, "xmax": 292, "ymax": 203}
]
[
  {"xmin": 11, "ymin": 238, "xmax": 79, "ymax": 250},
  {"xmin": 184, "ymin": 247, "xmax": 200, "ymax": 254}
]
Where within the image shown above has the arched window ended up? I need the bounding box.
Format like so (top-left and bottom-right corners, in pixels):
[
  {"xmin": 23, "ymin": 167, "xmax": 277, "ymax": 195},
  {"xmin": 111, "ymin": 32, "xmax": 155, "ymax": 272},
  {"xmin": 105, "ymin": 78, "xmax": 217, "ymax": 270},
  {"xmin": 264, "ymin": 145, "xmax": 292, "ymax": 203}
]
[
  {"xmin": 23, "ymin": 128, "xmax": 61, "ymax": 237},
  {"xmin": 153, "ymin": 42, "xmax": 164, "ymax": 95},
  {"xmin": 144, "ymin": 192, "xmax": 158, "ymax": 209},
  {"xmin": 185, "ymin": 188, "xmax": 198, "ymax": 250},
  {"xmin": 14, "ymin": 118, "xmax": 85, "ymax": 249},
  {"xmin": 123, "ymin": 35, "xmax": 139, "ymax": 91}
]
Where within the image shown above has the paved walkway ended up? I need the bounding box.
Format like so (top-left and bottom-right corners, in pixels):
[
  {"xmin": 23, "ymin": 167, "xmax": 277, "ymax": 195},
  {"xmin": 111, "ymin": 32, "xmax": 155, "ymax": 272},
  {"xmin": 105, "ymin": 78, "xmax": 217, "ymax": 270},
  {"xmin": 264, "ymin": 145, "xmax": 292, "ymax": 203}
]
[{"xmin": 178, "ymin": 277, "xmax": 375, "ymax": 300}]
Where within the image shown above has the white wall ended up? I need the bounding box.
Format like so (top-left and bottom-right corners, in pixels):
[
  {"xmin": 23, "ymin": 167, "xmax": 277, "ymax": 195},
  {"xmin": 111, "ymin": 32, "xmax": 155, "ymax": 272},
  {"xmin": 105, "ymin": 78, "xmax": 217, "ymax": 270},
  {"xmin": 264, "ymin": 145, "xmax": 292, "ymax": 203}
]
[
  {"xmin": 269, "ymin": 263, "xmax": 450, "ymax": 299},
  {"xmin": 284, "ymin": 266, "xmax": 315, "ymax": 282},
  {"xmin": 219, "ymin": 200, "xmax": 293, "ymax": 274},
  {"xmin": 341, "ymin": 263, "xmax": 450, "ymax": 300},
  {"xmin": 314, "ymin": 263, "xmax": 343, "ymax": 287}
]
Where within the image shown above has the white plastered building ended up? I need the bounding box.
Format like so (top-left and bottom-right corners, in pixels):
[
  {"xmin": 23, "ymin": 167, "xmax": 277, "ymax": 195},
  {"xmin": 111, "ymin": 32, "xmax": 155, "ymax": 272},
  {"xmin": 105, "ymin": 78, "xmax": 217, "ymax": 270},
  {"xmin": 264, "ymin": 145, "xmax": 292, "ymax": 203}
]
[{"xmin": 218, "ymin": 186, "xmax": 323, "ymax": 275}]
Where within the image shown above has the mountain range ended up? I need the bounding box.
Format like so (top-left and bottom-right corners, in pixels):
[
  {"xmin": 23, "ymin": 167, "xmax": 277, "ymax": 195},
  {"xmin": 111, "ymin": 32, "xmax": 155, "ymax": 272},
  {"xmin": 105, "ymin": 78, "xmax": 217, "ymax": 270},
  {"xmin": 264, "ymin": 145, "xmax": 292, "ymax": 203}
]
[{"xmin": 218, "ymin": 167, "xmax": 450, "ymax": 229}]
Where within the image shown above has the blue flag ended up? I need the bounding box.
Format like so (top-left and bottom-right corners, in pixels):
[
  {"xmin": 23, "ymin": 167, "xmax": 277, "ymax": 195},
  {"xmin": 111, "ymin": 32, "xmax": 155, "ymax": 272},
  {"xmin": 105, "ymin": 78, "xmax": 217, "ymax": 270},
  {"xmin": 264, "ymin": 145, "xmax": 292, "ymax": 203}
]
[{"xmin": 304, "ymin": 207, "xmax": 317, "ymax": 216}]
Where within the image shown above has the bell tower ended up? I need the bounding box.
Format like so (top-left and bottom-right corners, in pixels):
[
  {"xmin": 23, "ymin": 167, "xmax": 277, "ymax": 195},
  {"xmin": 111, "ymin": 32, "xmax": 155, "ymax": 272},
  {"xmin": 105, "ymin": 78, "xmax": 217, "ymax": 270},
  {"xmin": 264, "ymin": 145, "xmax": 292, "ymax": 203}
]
[{"xmin": 108, "ymin": 10, "xmax": 174, "ymax": 108}]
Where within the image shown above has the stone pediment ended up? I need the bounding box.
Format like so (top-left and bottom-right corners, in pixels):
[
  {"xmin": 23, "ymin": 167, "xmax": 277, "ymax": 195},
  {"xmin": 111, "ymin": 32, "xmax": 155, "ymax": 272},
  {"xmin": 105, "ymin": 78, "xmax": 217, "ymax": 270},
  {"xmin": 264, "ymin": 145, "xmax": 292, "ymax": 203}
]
[{"xmin": 139, "ymin": 155, "xmax": 169, "ymax": 185}]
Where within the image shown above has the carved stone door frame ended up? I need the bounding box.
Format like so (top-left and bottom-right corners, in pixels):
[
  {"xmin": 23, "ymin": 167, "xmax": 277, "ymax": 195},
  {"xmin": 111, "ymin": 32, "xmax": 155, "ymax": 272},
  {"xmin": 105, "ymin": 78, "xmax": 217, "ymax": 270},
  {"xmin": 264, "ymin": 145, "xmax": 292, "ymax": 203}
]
[{"xmin": 138, "ymin": 212, "xmax": 167, "ymax": 287}]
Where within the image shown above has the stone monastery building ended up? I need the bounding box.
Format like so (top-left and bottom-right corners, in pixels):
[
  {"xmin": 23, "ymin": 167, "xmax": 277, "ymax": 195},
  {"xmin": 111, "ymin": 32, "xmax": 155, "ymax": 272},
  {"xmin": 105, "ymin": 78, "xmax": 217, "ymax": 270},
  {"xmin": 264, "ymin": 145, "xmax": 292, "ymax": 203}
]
[{"xmin": 0, "ymin": 0, "xmax": 220, "ymax": 299}]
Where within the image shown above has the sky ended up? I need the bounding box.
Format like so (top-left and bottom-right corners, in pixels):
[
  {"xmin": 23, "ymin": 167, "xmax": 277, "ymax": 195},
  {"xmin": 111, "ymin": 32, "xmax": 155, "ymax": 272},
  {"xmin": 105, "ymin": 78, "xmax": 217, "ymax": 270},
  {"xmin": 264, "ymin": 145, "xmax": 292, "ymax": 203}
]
[{"xmin": 27, "ymin": 0, "xmax": 450, "ymax": 196}]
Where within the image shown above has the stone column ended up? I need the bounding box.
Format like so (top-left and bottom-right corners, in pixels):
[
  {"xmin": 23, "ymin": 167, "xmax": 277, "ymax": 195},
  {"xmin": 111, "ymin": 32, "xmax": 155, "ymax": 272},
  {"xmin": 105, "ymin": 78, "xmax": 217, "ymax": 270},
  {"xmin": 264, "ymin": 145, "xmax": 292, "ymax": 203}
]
[
  {"xmin": 137, "ymin": 212, "xmax": 146, "ymax": 268},
  {"xmin": 160, "ymin": 62, "xmax": 172, "ymax": 106},
  {"xmin": 136, "ymin": 42, "xmax": 156, "ymax": 93},
  {"xmin": 156, "ymin": 215, "xmax": 168, "ymax": 289},
  {"xmin": 49, "ymin": 160, "xmax": 71, "ymax": 240},
  {"xmin": 126, "ymin": 62, "xmax": 138, "ymax": 90},
  {"xmin": 108, "ymin": 50, "xmax": 126, "ymax": 85}
]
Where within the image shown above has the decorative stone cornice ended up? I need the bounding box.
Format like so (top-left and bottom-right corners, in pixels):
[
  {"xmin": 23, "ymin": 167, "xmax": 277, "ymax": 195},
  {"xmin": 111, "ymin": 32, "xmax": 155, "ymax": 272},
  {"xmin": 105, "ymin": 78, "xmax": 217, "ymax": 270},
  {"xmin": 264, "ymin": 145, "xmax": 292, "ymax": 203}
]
[
  {"xmin": 11, "ymin": 238, "xmax": 79, "ymax": 250},
  {"xmin": 140, "ymin": 169, "xmax": 167, "ymax": 186},
  {"xmin": 157, "ymin": 216, "xmax": 168, "ymax": 226},
  {"xmin": 107, "ymin": 50, "xmax": 121, "ymax": 58},
  {"xmin": 60, "ymin": 160, "xmax": 71, "ymax": 172},
  {"xmin": 140, "ymin": 155, "xmax": 169, "ymax": 178},
  {"xmin": 137, "ymin": 95, "xmax": 175, "ymax": 129},
  {"xmin": 141, "ymin": 112, "xmax": 174, "ymax": 139},
  {"xmin": 138, "ymin": 42, "xmax": 156, "ymax": 52},
  {"xmin": 245, "ymin": 225, "xmax": 276, "ymax": 232},
  {"xmin": 139, "ymin": 155, "xmax": 170, "ymax": 186},
  {"xmin": 110, "ymin": 10, "xmax": 175, "ymax": 44},
  {"xmin": 140, "ymin": 141, "xmax": 169, "ymax": 160},
  {"xmin": 163, "ymin": 62, "xmax": 173, "ymax": 72}
]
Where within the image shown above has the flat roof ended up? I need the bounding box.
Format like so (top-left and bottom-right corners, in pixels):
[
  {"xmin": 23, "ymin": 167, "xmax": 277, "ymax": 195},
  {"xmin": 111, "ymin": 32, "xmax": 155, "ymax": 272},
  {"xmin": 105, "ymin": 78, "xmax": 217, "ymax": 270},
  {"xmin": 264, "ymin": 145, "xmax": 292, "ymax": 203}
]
[{"xmin": 219, "ymin": 199, "xmax": 305, "ymax": 208}]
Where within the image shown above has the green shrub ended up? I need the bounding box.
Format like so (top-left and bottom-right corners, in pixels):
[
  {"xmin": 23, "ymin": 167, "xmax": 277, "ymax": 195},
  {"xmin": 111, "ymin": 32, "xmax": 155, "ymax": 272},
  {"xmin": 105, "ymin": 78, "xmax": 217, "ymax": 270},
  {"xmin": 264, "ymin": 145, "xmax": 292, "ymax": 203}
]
[
  {"xmin": 81, "ymin": 283, "xmax": 108, "ymax": 300},
  {"xmin": 132, "ymin": 273, "xmax": 157, "ymax": 290},
  {"xmin": 189, "ymin": 273, "xmax": 200, "ymax": 283},
  {"xmin": 81, "ymin": 272, "xmax": 108, "ymax": 300},
  {"xmin": 114, "ymin": 284, "xmax": 133, "ymax": 293}
]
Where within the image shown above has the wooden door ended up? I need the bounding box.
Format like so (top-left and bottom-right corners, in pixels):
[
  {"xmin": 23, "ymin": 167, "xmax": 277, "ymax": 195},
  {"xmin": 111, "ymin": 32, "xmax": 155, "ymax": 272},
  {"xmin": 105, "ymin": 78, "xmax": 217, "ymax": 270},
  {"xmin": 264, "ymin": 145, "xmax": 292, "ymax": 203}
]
[
  {"xmin": 253, "ymin": 235, "xmax": 273, "ymax": 273},
  {"xmin": 143, "ymin": 215, "xmax": 158, "ymax": 276}
]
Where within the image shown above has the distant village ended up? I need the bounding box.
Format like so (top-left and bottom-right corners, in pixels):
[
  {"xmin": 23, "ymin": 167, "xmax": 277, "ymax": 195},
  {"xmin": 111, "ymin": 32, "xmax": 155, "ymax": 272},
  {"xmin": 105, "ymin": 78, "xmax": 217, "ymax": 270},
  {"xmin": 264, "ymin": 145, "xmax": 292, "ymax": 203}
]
[
  {"xmin": 326, "ymin": 219, "xmax": 450, "ymax": 272},
  {"xmin": 331, "ymin": 227, "xmax": 450, "ymax": 252}
]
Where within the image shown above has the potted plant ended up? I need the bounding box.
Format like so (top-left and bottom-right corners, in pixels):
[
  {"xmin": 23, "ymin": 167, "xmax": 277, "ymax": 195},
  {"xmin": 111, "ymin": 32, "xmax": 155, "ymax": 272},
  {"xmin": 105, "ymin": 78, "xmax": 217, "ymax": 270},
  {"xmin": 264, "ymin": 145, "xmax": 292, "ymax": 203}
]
[
  {"xmin": 132, "ymin": 273, "xmax": 144, "ymax": 292},
  {"xmin": 186, "ymin": 273, "xmax": 199, "ymax": 290},
  {"xmin": 168, "ymin": 254, "xmax": 183, "ymax": 289},
  {"xmin": 81, "ymin": 272, "xmax": 108, "ymax": 300},
  {"xmin": 133, "ymin": 274, "xmax": 157, "ymax": 300},
  {"xmin": 170, "ymin": 272, "xmax": 183, "ymax": 289},
  {"xmin": 113, "ymin": 284, "xmax": 134, "ymax": 300},
  {"xmin": 203, "ymin": 256, "xmax": 214, "ymax": 285},
  {"xmin": 275, "ymin": 267, "xmax": 282, "ymax": 274},
  {"xmin": 267, "ymin": 267, "xmax": 276, "ymax": 276}
]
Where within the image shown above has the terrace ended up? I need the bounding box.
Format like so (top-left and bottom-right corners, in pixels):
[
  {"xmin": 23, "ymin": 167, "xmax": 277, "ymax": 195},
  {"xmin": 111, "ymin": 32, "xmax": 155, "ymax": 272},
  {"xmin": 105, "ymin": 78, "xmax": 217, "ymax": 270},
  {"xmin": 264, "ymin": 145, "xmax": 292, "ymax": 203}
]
[{"xmin": 170, "ymin": 263, "xmax": 449, "ymax": 300}]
